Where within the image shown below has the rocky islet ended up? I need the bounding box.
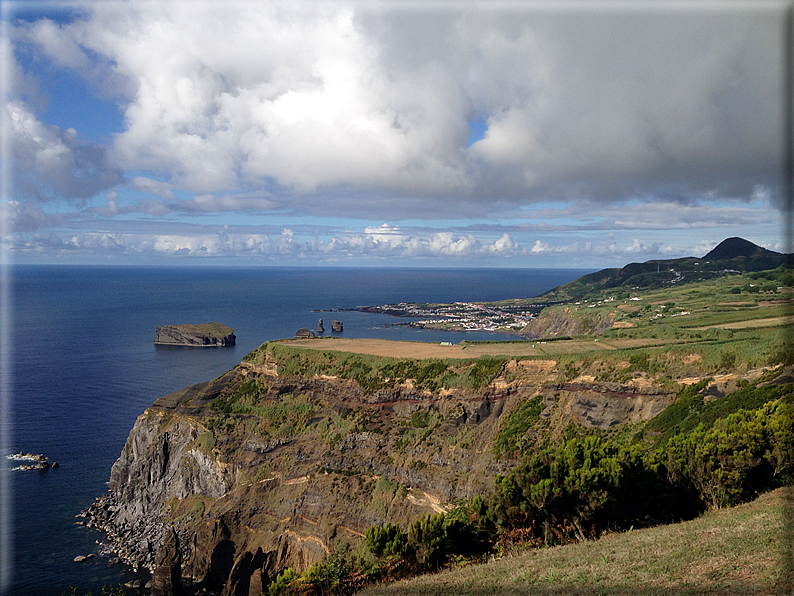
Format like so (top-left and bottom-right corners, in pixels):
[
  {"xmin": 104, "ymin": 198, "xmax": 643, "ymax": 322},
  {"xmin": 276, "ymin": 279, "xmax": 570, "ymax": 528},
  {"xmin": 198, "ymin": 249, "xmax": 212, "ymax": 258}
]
[{"xmin": 154, "ymin": 323, "xmax": 236, "ymax": 347}]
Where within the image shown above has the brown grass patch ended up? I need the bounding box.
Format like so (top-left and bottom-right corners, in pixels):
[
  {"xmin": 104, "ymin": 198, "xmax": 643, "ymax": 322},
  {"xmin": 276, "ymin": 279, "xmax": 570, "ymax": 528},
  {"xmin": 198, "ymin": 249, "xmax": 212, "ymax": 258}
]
[
  {"xmin": 691, "ymin": 316, "xmax": 793, "ymax": 330},
  {"xmin": 280, "ymin": 336, "xmax": 704, "ymax": 360}
]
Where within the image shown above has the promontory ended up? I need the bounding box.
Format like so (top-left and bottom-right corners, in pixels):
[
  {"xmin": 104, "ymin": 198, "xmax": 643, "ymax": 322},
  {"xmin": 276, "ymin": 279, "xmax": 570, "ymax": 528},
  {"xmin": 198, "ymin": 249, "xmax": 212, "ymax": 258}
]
[{"xmin": 154, "ymin": 323, "xmax": 236, "ymax": 347}]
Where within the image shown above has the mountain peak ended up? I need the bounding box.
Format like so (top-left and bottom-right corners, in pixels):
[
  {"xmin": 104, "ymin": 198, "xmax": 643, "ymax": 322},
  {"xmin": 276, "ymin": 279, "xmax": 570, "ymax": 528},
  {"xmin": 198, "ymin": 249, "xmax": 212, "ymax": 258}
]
[{"xmin": 702, "ymin": 237, "xmax": 776, "ymax": 261}]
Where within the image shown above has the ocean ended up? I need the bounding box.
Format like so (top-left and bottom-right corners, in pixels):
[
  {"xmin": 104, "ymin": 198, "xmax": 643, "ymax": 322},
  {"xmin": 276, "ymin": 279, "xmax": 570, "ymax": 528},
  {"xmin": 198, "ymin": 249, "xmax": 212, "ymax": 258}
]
[{"xmin": 5, "ymin": 265, "xmax": 590, "ymax": 595}]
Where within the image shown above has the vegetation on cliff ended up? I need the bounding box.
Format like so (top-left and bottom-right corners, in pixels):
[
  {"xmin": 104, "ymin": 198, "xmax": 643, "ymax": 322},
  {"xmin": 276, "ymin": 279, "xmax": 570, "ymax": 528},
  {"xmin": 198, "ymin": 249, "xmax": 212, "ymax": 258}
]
[{"xmin": 264, "ymin": 378, "xmax": 792, "ymax": 594}]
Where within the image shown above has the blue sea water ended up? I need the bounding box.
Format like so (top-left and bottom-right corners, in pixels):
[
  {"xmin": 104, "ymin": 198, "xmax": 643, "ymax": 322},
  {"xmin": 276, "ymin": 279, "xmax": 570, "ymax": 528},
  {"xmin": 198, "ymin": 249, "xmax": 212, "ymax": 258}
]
[{"xmin": 5, "ymin": 266, "xmax": 590, "ymax": 595}]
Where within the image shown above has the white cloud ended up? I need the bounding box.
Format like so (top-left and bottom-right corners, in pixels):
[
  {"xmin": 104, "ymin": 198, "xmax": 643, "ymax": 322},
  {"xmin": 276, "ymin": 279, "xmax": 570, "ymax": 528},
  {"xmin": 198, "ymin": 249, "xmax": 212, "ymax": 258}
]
[
  {"xmin": 4, "ymin": 2, "xmax": 784, "ymax": 267},
  {"xmin": 625, "ymin": 239, "xmax": 663, "ymax": 254},
  {"xmin": 530, "ymin": 240, "xmax": 550, "ymax": 254},
  {"xmin": 129, "ymin": 177, "xmax": 175, "ymax": 200},
  {"xmin": 486, "ymin": 233, "xmax": 517, "ymax": 255},
  {"xmin": 364, "ymin": 223, "xmax": 408, "ymax": 247},
  {"xmin": 13, "ymin": 2, "xmax": 782, "ymax": 215},
  {"xmin": 23, "ymin": 18, "xmax": 90, "ymax": 70},
  {"xmin": 10, "ymin": 224, "xmax": 522, "ymax": 261}
]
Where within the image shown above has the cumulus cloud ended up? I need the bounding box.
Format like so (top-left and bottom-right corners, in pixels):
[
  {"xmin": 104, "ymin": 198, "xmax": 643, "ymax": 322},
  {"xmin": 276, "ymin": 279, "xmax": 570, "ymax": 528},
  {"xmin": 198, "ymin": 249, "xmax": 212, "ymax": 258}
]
[
  {"xmin": 4, "ymin": 201, "xmax": 49, "ymax": 232},
  {"xmin": 625, "ymin": 239, "xmax": 663, "ymax": 254},
  {"xmin": 5, "ymin": 101, "xmax": 124, "ymax": 201},
  {"xmin": 12, "ymin": 1, "xmax": 783, "ymax": 216},
  {"xmin": 530, "ymin": 240, "xmax": 550, "ymax": 254},
  {"xmin": 364, "ymin": 224, "xmax": 408, "ymax": 247}
]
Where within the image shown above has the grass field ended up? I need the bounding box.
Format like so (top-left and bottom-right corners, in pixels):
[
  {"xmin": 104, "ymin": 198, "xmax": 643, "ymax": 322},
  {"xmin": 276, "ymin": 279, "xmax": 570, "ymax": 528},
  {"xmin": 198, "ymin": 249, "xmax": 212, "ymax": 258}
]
[{"xmin": 359, "ymin": 487, "xmax": 793, "ymax": 596}]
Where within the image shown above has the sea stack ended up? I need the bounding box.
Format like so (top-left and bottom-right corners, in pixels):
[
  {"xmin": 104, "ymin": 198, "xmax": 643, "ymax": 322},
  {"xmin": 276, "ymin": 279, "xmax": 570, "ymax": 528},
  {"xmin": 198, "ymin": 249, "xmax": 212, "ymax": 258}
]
[
  {"xmin": 154, "ymin": 323, "xmax": 236, "ymax": 347},
  {"xmin": 331, "ymin": 320, "xmax": 343, "ymax": 332},
  {"xmin": 318, "ymin": 319, "xmax": 325, "ymax": 333}
]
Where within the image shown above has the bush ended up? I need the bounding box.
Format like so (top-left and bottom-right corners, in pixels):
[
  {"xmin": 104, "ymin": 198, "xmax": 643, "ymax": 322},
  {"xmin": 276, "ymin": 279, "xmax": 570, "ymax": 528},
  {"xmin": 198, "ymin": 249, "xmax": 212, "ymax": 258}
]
[
  {"xmin": 408, "ymin": 514, "xmax": 447, "ymax": 569},
  {"xmin": 366, "ymin": 522, "xmax": 410, "ymax": 560},
  {"xmin": 303, "ymin": 543, "xmax": 352, "ymax": 594},
  {"xmin": 666, "ymin": 400, "xmax": 794, "ymax": 509},
  {"xmin": 268, "ymin": 568, "xmax": 299, "ymax": 596},
  {"xmin": 493, "ymin": 395, "xmax": 544, "ymax": 458}
]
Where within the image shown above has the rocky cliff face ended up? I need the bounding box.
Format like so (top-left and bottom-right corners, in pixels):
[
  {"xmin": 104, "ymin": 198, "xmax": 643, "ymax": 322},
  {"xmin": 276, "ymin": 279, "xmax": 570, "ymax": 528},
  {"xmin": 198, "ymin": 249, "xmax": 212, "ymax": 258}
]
[
  {"xmin": 155, "ymin": 323, "xmax": 236, "ymax": 347},
  {"xmin": 84, "ymin": 345, "xmax": 683, "ymax": 595}
]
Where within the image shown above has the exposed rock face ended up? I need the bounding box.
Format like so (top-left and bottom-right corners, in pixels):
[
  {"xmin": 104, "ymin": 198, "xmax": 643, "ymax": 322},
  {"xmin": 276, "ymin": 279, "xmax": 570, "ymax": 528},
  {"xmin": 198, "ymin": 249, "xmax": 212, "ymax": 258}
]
[
  {"xmin": 155, "ymin": 323, "xmax": 236, "ymax": 347},
  {"xmin": 317, "ymin": 319, "xmax": 324, "ymax": 333},
  {"xmin": 84, "ymin": 347, "xmax": 680, "ymax": 595},
  {"xmin": 294, "ymin": 328, "xmax": 316, "ymax": 338},
  {"xmin": 553, "ymin": 381, "xmax": 675, "ymax": 430},
  {"xmin": 151, "ymin": 527, "xmax": 183, "ymax": 596},
  {"xmin": 331, "ymin": 320, "xmax": 343, "ymax": 332}
]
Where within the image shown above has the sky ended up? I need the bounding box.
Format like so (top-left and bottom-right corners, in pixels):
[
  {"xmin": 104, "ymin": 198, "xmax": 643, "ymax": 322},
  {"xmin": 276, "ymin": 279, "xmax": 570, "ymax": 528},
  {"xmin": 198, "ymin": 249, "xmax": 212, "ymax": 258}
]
[{"xmin": 0, "ymin": 0, "xmax": 789, "ymax": 268}]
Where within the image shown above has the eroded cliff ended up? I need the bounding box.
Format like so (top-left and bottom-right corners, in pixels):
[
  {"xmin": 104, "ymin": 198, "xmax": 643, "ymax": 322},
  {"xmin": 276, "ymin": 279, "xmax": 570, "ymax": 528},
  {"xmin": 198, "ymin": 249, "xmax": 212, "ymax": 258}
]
[{"xmin": 84, "ymin": 341, "xmax": 701, "ymax": 595}]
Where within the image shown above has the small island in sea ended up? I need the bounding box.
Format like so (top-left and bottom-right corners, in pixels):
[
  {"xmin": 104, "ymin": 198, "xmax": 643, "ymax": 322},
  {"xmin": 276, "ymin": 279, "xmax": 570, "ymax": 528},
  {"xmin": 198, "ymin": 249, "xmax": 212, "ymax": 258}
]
[{"xmin": 153, "ymin": 322, "xmax": 236, "ymax": 347}]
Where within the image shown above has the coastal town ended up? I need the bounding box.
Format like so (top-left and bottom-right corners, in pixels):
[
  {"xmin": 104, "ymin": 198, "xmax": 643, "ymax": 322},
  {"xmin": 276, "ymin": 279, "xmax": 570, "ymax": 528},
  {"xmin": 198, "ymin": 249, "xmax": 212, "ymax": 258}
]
[{"xmin": 353, "ymin": 301, "xmax": 543, "ymax": 334}]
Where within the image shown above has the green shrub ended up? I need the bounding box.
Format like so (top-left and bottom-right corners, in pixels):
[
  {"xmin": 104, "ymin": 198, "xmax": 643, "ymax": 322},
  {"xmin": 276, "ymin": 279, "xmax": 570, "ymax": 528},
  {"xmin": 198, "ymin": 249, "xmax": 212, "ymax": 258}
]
[
  {"xmin": 268, "ymin": 567, "xmax": 299, "ymax": 596},
  {"xmin": 408, "ymin": 513, "xmax": 447, "ymax": 569},
  {"xmin": 644, "ymin": 379, "xmax": 711, "ymax": 445},
  {"xmin": 366, "ymin": 522, "xmax": 410, "ymax": 559},
  {"xmin": 493, "ymin": 395, "xmax": 544, "ymax": 457},
  {"xmin": 196, "ymin": 430, "xmax": 216, "ymax": 452},
  {"xmin": 302, "ymin": 542, "xmax": 352, "ymax": 594},
  {"xmin": 666, "ymin": 399, "xmax": 794, "ymax": 508}
]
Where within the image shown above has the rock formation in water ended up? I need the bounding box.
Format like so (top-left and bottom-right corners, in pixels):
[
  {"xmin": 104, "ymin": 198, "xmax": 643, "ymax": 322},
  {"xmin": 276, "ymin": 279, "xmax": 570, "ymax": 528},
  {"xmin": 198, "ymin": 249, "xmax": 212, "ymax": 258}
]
[
  {"xmin": 294, "ymin": 328, "xmax": 316, "ymax": 338},
  {"xmin": 317, "ymin": 319, "xmax": 324, "ymax": 333},
  {"xmin": 154, "ymin": 323, "xmax": 236, "ymax": 347},
  {"xmin": 331, "ymin": 320, "xmax": 343, "ymax": 332}
]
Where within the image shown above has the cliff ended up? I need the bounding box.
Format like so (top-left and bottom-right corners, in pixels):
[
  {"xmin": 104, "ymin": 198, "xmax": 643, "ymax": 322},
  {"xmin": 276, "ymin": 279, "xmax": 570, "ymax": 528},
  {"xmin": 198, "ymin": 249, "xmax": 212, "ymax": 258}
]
[
  {"xmin": 154, "ymin": 323, "xmax": 236, "ymax": 347},
  {"xmin": 83, "ymin": 341, "xmax": 687, "ymax": 595}
]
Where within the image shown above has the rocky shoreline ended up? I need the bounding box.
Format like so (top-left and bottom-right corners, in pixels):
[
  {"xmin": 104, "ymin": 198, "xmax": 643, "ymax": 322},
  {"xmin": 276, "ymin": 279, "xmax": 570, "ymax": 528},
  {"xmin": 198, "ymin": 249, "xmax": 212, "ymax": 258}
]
[{"xmin": 80, "ymin": 493, "xmax": 166, "ymax": 573}]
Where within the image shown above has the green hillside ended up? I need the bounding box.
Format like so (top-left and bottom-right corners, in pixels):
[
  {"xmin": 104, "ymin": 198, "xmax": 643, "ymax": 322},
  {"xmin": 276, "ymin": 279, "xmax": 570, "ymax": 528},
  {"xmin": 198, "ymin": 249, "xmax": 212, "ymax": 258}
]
[
  {"xmin": 360, "ymin": 486, "xmax": 793, "ymax": 596},
  {"xmin": 534, "ymin": 237, "xmax": 790, "ymax": 303}
]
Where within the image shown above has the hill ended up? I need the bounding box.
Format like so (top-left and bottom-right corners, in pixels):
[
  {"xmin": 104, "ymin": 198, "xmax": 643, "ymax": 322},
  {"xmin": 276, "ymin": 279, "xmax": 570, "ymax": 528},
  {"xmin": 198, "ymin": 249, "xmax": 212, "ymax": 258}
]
[
  {"xmin": 538, "ymin": 237, "xmax": 788, "ymax": 303},
  {"xmin": 359, "ymin": 486, "xmax": 793, "ymax": 596}
]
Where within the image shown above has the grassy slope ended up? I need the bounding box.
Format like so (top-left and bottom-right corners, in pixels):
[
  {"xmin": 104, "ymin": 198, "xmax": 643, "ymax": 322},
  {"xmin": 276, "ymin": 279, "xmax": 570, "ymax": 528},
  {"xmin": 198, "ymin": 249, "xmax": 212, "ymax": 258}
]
[
  {"xmin": 519, "ymin": 270, "xmax": 790, "ymax": 340},
  {"xmin": 360, "ymin": 487, "xmax": 793, "ymax": 596}
]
